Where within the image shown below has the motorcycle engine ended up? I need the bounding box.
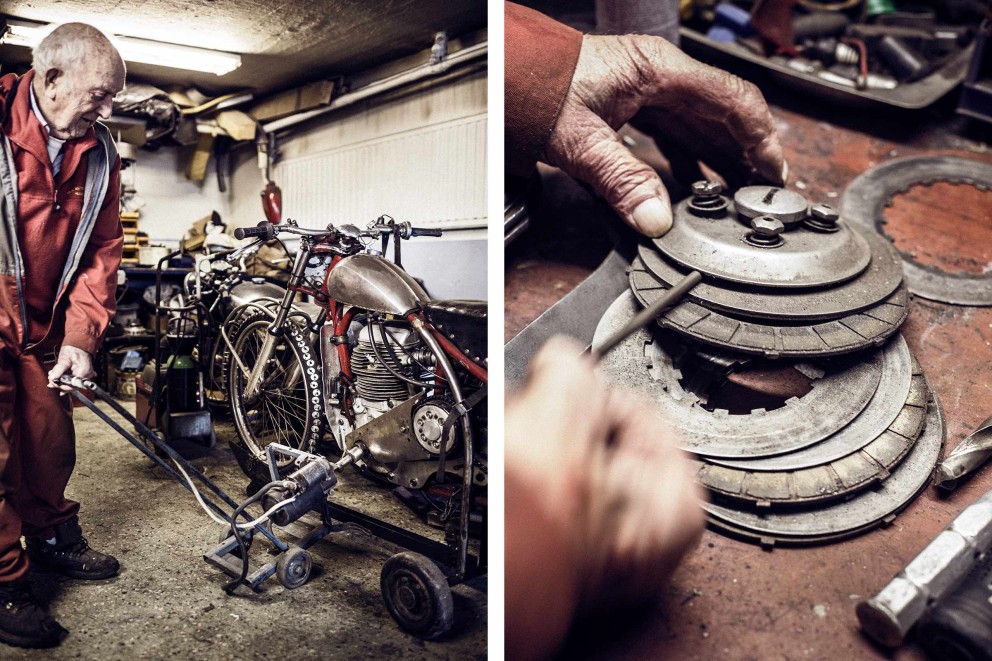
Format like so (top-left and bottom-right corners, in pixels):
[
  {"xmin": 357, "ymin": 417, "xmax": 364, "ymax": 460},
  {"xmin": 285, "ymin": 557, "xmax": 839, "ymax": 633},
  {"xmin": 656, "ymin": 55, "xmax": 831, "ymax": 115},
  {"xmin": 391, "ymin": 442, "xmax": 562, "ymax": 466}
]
[
  {"xmin": 350, "ymin": 324, "xmax": 425, "ymax": 426},
  {"xmin": 323, "ymin": 322, "xmax": 475, "ymax": 490}
]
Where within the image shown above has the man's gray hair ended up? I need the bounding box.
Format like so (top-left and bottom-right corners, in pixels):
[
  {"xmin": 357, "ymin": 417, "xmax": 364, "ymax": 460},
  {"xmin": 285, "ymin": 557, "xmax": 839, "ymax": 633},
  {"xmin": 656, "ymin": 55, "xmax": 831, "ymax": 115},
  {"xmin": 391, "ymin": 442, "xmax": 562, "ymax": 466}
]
[{"xmin": 32, "ymin": 22, "xmax": 121, "ymax": 74}]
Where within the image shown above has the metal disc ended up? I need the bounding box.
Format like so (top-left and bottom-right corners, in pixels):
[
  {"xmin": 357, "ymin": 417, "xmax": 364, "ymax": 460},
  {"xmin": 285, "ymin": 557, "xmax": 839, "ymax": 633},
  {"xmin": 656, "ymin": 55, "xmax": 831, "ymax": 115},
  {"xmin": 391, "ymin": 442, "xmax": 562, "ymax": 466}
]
[
  {"xmin": 594, "ymin": 291, "xmax": 882, "ymax": 459},
  {"xmin": 841, "ymin": 155, "xmax": 992, "ymax": 306},
  {"xmin": 734, "ymin": 186, "xmax": 810, "ymax": 226},
  {"xmin": 631, "ymin": 271, "xmax": 910, "ymax": 359},
  {"xmin": 710, "ymin": 338, "xmax": 917, "ymax": 471},
  {"xmin": 694, "ymin": 370, "xmax": 927, "ymax": 508},
  {"xmin": 703, "ymin": 391, "xmax": 944, "ymax": 546},
  {"xmin": 634, "ymin": 223, "xmax": 903, "ymax": 321},
  {"xmin": 652, "ymin": 191, "xmax": 872, "ymax": 289}
]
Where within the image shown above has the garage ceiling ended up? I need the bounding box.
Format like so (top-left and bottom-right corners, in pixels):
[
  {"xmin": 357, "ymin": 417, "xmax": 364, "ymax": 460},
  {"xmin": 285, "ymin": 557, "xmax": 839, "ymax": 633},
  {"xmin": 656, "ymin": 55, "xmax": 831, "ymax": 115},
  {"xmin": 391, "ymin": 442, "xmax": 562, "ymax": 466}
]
[{"xmin": 0, "ymin": 0, "xmax": 487, "ymax": 98}]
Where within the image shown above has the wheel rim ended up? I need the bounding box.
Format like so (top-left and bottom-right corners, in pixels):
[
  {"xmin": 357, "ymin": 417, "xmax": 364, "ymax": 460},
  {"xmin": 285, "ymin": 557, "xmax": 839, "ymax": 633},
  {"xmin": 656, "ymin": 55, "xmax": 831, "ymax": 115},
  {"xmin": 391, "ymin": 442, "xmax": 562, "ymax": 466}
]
[
  {"xmin": 388, "ymin": 570, "xmax": 433, "ymax": 625},
  {"xmin": 231, "ymin": 320, "xmax": 313, "ymax": 461}
]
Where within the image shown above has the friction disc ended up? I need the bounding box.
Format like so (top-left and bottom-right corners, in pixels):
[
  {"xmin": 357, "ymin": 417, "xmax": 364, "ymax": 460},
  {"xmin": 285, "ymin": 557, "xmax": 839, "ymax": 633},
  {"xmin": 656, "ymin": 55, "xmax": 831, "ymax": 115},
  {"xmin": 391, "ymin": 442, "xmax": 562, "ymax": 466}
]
[
  {"xmin": 710, "ymin": 337, "xmax": 917, "ymax": 471},
  {"xmin": 594, "ymin": 291, "xmax": 883, "ymax": 459},
  {"xmin": 703, "ymin": 391, "xmax": 944, "ymax": 546},
  {"xmin": 841, "ymin": 156, "xmax": 992, "ymax": 306},
  {"xmin": 694, "ymin": 370, "xmax": 927, "ymax": 508},
  {"xmin": 631, "ymin": 273, "xmax": 910, "ymax": 359},
  {"xmin": 634, "ymin": 222, "xmax": 903, "ymax": 322}
]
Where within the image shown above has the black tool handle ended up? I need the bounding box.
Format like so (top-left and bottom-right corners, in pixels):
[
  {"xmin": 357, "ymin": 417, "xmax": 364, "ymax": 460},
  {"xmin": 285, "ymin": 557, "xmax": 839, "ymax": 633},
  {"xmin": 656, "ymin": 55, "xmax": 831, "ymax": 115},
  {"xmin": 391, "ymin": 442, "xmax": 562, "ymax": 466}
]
[
  {"xmin": 410, "ymin": 227, "xmax": 443, "ymax": 237},
  {"xmin": 916, "ymin": 550, "xmax": 992, "ymax": 661}
]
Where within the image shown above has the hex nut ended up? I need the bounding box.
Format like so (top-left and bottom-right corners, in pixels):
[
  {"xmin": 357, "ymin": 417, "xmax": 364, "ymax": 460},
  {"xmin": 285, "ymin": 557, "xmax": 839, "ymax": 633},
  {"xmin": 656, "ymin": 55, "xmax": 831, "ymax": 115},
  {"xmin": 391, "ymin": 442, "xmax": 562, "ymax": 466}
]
[{"xmin": 750, "ymin": 215, "xmax": 785, "ymax": 237}]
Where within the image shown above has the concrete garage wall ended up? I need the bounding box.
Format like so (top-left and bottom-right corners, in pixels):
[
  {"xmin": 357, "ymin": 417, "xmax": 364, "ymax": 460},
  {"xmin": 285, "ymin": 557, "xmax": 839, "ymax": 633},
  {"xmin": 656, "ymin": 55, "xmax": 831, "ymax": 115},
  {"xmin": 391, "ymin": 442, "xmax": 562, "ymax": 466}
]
[
  {"xmin": 125, "ymin": 146, "xmax": 232, "ymax": 244},
  {"xmin": 228, "ymin": 69, "xmax": 489, "ymax": 300}
]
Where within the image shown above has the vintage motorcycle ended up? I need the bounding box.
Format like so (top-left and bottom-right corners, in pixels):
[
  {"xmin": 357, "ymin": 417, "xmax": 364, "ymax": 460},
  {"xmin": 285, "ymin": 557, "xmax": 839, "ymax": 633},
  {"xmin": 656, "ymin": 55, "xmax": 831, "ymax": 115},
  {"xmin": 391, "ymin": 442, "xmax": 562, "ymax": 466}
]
[{"xmin": 223, "ymin": 217, "xmax": 487, "ymax": 635}]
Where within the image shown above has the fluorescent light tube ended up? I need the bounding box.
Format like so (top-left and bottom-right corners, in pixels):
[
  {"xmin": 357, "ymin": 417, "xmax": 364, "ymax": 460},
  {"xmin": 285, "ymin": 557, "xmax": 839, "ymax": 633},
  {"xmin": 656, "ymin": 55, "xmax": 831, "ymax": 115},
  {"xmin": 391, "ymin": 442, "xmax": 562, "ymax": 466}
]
[{"xmin": 1, "ymin": 18, "xmax": 241, "ymax": 76}]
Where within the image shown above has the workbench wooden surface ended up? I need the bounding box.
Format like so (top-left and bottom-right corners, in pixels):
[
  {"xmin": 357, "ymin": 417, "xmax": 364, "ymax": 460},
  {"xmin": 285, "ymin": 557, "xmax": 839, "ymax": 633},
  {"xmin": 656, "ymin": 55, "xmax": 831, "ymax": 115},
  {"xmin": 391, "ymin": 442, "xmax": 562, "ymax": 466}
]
[{"xmin": 504, "ymin": 94, "xmax": 992, "ymax": 660}]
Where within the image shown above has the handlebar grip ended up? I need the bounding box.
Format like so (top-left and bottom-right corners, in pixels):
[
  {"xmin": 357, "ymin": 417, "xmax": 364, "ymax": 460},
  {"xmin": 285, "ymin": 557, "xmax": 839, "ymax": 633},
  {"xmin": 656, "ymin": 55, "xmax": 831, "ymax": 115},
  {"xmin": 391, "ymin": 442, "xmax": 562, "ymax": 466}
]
[
  {"xmin": 234, "ymin": 222, "xmax": 276, "ymax": 241},
  {"xmin": 410, "ymin": 227, "xmax": 443, "ymax": 237}
]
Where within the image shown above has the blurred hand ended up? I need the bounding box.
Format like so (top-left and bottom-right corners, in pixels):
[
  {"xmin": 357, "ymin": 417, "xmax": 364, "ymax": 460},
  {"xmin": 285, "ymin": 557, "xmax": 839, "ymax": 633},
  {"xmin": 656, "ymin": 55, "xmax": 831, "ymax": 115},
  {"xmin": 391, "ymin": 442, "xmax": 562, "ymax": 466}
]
[
  {"xmin": 47, "ymin": 345, "xmax": 94, "ymax": 392},
  {"xmin": 505, "ymin": 337, "xmax": 705, "ymax": 660},
  {"xmin": 544, "ymin": 34, "xmax": 786, "ymax": 237}
]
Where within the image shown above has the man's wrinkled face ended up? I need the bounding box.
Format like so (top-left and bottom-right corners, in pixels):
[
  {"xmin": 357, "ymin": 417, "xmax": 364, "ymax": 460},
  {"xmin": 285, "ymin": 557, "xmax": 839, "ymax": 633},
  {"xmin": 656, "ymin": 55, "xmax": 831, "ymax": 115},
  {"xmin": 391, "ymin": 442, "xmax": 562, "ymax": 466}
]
[{"xmin": 41, "ymin": 53, "xmax": 125, "ymax": 140}]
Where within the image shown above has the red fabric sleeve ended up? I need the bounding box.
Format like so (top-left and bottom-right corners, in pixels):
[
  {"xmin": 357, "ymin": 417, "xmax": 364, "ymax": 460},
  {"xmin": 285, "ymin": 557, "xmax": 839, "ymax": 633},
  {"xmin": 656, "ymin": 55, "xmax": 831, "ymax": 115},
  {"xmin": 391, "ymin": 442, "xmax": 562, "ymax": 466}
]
[
  {"xmin": 61, "ymin": 156, "xmax": 123, "ymax": 354},
  {"xmin": 504, "ymin": 2, "xmax": 583, "ymax": 176}
]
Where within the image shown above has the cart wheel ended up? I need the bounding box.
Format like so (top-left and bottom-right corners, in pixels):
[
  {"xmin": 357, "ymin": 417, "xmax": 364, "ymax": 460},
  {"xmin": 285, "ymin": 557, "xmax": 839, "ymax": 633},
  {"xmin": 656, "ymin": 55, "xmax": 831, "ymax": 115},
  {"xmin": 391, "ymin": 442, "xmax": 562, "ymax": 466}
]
[
  {"xmin": 380, "ymin": 552, "xmax": 454, "ymax": 639},
  {"xmin": 276, "ymin": 547, "xmax": 312, "ymax": 589}
]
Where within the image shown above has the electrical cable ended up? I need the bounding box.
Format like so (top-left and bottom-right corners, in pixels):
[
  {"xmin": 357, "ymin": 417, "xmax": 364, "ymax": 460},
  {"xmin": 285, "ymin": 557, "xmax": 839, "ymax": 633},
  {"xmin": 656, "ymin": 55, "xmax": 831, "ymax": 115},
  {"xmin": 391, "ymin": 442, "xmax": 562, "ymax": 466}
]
[
  {"xmin": 170, "ymin": 459, "xmax": 296, "ymax": 530},
  {"xmin": 224, "ymin": 482, "xmax": 282, "ymax": 593},
  {"xmin": 368, "ymin": 320, "xmax": 437, "ymax": 389}
]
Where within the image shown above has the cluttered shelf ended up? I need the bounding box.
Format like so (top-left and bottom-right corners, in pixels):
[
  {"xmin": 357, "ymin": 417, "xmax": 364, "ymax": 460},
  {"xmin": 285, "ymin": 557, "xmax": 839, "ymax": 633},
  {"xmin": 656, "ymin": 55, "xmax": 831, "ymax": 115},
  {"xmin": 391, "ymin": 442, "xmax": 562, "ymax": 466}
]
[{"xmin": 504, "ymin": 93, "xmax": 992, "ymax": 659}]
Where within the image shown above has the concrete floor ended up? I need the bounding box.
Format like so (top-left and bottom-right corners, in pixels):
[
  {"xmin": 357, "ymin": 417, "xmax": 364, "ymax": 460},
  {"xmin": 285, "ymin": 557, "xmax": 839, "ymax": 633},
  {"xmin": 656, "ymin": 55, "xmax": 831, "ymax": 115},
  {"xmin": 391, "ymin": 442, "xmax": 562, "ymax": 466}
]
[{"xmin": 4, "ymin": 399, "xmax": 487, "ymax": 660}]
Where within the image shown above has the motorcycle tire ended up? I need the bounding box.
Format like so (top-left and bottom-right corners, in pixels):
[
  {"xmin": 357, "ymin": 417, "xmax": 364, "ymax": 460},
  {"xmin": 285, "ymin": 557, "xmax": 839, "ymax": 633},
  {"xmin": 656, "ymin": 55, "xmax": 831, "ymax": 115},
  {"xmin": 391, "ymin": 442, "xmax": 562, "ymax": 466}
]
[{"xmin": 226, "ymin": 309, "xmax": 325, "ymax": 485}]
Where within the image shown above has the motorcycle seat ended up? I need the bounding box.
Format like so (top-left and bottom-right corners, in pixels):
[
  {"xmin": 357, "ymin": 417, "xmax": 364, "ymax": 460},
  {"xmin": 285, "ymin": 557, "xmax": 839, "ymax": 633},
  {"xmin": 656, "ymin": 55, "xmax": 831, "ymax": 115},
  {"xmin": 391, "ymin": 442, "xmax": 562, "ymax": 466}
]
[{"xmin": 423, "ymin": 300, "xmax": 487, "ymax": 370}]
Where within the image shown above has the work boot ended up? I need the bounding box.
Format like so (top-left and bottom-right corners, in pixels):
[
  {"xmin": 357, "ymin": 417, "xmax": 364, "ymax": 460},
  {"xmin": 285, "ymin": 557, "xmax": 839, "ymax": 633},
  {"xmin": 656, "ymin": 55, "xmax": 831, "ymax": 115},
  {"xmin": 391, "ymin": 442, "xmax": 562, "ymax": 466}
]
[
  {"xmin": 25, "ymin": 516, "xmax": 120, "ymax": 580},
  {"xmin": 0, "ymin": 580, "xmax": 68, "ymax": 648}
]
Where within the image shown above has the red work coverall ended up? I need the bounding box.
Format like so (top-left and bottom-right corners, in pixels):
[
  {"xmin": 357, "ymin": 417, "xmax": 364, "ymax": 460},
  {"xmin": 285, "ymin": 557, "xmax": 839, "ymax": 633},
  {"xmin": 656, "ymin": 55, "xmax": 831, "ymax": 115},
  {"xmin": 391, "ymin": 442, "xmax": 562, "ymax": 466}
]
[{"xmin": 0, "ymin": 70, "xmax": 123, "ymax": 583}]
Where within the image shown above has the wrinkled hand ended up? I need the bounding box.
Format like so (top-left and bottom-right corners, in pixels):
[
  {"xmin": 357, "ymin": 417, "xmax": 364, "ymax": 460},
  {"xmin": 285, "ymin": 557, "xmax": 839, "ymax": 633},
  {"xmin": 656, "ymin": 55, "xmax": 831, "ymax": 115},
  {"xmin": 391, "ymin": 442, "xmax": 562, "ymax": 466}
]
[
  {"xmin": 505, "ymin": 337, "xmax": 705, "ymax": 660},
  {"xmin": 544, "ymin": 34, "xmax": 786, "ymax": 237},
  {"xmin": 47, "ymin": 345, "xmax": 94, "ymax": 392}
]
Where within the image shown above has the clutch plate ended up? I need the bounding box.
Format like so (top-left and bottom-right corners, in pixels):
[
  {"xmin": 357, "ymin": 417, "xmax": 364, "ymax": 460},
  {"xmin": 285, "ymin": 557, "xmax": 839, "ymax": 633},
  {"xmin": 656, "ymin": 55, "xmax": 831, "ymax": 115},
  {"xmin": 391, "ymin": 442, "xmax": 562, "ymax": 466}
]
[
  {"xmin": 631, "ymin": 182, "xmax": 909, "ymax": 357},
  {"xmin": 654, "ymin": 185, "xmax": 872, "ymax": 288},
  {"xmin": 693, "ymin": 366, "xmax": 927, "ymax": 508},
  {"xmin": 841, "ymin": 155, "xmax": 992, "ymax": 306},
  {"xmin": 594, "ymin": 291, "xmax": 891, "ymax": 459},
  {"xmin": 703, "ymin": 390, "xmax": 944, "ymax": 547}
]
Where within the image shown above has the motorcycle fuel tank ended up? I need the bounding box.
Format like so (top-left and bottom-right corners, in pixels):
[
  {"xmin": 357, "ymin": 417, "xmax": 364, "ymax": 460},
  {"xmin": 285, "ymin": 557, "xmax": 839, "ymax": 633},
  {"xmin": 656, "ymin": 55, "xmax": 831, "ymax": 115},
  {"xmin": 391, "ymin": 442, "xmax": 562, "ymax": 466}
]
[{"xmin": 326, "ymin": 253, "xmax": 429, "ymax": 314}]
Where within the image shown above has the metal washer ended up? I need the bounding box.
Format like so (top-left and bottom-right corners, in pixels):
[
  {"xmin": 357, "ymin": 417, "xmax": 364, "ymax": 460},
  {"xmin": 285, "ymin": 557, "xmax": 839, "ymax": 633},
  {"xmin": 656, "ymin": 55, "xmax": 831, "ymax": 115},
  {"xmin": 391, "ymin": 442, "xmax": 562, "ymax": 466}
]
[
  {"xmin": 594, "ymin": 291, "xmax": 883, "ymax": 459},
  {"xmin": 703, "ymin": 390, "xmax": 944, "ymax": 547},
  {"xmin": 841, "ymin": 155, "xmax": 992, "ymax": 306}
]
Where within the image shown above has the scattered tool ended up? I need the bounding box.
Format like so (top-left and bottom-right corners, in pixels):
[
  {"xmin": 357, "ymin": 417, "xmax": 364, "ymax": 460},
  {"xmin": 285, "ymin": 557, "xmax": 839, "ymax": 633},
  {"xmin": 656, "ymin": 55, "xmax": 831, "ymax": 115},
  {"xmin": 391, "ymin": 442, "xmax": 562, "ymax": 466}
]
[
  {"xmin": 934, "ymin": 414, "xmax": 992, "ymax": 492},
  {"xmin": 856, "ymin": 488, "xmax": 992, "ymax": 647}
]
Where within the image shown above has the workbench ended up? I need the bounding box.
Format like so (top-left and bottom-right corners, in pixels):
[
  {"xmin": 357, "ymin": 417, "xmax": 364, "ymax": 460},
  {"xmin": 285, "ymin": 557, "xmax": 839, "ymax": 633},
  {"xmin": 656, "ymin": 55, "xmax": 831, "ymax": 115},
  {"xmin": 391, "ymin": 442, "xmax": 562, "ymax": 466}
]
[{"xmin": 504, "ymin": 89, "xmax": 992, "ymax": 659}]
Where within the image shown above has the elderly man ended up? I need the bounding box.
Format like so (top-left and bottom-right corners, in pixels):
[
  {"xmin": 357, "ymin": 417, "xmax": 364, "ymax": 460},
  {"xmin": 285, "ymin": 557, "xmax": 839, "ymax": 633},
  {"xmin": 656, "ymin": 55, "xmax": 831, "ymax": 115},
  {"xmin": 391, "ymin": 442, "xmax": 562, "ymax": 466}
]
[{"xmin": 0, "ymin": 23, "xmax": 125, "ymax": 648}]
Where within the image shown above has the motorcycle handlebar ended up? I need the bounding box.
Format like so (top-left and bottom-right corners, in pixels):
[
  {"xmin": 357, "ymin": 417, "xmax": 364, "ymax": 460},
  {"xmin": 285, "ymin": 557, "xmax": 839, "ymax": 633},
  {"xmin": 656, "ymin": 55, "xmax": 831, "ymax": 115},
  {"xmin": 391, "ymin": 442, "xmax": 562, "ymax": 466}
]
[
  {"xmin": 234, "ymin": 222, "xmax": 276, "ymax": 241},
  {"xmin": 235, "ymin": 219, "xmax": 443, "ymax": 242}
]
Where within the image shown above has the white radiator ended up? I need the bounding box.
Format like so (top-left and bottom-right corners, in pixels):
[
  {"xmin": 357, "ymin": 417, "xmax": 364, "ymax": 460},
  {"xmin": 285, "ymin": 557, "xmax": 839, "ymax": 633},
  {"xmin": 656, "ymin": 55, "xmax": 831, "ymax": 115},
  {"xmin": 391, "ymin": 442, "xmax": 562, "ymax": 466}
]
[{"xmin": 277, "ymin": 113, "xmax": 487, "ymax": 230}]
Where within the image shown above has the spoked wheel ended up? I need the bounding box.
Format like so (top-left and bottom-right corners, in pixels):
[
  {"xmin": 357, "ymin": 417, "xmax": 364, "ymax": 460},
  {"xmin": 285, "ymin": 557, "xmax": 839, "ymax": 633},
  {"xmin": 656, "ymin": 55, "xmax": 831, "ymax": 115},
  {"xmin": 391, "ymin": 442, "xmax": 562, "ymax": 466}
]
[
  {"xmin": 380, "ymin": 552, "xmax": 454, "ymax": 640},
  {"xmin": 227, "ymin": 311, "xmax": 324, "ymax": 484}
]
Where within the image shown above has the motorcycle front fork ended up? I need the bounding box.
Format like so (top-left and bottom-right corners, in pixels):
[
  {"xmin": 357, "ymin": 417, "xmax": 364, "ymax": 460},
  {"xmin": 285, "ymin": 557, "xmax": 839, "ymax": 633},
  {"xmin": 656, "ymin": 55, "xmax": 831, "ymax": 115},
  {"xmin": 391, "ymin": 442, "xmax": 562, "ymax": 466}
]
[{"xmin": 243, "ymin": 243, "xmax": 312, "ymax": 398}]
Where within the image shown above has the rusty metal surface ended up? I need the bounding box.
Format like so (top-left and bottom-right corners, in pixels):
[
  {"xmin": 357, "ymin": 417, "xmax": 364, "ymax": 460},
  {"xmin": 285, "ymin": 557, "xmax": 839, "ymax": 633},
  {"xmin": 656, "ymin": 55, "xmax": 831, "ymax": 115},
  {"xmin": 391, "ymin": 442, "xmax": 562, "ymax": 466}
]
[
  {"xmin": 506, "ymin": 98, "xmax": 992, "ymax": 659},
  {"xmin": 841, "ymin": 156, "xmax": 992, "ymax": 305}
]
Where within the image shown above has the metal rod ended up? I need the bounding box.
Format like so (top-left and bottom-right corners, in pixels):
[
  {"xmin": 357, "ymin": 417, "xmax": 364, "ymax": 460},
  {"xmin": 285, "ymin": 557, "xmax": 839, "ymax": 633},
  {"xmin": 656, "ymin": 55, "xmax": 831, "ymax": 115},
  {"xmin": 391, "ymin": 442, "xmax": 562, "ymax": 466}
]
[{"xmin": 591, "ymin": 270, "xmax": 702, "ymax": 360}]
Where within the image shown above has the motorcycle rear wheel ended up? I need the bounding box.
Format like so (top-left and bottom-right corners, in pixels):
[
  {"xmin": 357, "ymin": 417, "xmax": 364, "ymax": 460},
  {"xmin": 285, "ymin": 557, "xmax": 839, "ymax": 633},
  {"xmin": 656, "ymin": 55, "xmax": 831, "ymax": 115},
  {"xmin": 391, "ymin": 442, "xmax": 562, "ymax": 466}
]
[{"xmin": 227, "ymin": 311, "xmax": 325, "ymax": 484}]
